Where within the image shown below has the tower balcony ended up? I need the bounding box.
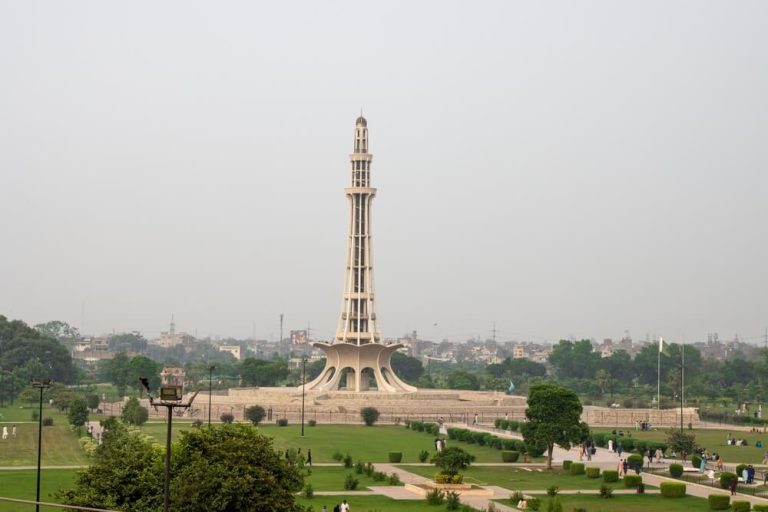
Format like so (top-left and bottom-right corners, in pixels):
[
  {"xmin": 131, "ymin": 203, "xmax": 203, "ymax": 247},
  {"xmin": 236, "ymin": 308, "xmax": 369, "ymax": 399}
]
[{"xmin": 345, "ymin": 187, "xmax": 376, "ymax": 195}]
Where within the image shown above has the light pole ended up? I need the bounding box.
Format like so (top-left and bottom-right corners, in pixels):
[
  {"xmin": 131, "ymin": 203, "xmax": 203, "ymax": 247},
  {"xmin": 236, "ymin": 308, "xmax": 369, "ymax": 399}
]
[
  {"xmin": 301, "ymin": 357, "xmax": 307, "ymax": 437},
  {"xmin": 207, "ymin": 364, "xmax": 216, "ymax": 426},
  {"xmin": 140, "ymin": 378, "xmax": 198, "ymax": 512},
  {"xmin": 31, "ymin": 378, "xmax": 51, "ymax": 512}
]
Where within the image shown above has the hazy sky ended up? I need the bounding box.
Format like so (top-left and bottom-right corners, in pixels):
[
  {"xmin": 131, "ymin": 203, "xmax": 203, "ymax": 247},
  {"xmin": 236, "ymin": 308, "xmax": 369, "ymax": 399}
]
[{"xmin": 1, "ymin": 1, "xmax": 766, "ymax": 344}]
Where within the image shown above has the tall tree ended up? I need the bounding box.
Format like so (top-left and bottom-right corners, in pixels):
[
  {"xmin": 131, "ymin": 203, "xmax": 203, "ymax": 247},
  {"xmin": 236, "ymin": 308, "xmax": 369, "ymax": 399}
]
[
  {"xmin": 391, "ymin": 352, "xmax": 425, "ymax": 383},
  {"xmin": 521, "ymin": 383, "xmax": 588, "ymax": 469}
]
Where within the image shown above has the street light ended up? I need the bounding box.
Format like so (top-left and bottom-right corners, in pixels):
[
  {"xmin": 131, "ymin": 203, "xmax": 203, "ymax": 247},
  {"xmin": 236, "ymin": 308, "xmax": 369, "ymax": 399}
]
[
  {"xmin": 140, "ymin": 378, "xmax": 198, "ymax": 512},
  {"xmin": 301, "ymin": 357, "xmax": 307, "ymax": 437},
  {"xmin": 207, "ymin": 364, "xmax": 216, "ymax": 426},
  {"xmin": 30, "ymin": 378, "xmax": 51, "ymax": 512}
]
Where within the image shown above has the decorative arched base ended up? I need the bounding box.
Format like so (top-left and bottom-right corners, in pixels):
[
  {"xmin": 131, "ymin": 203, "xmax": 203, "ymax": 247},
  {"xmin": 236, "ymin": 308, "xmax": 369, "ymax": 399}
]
[{"xmin": 303, "ymin": 342, "xmax": 418, "ymax": 393}]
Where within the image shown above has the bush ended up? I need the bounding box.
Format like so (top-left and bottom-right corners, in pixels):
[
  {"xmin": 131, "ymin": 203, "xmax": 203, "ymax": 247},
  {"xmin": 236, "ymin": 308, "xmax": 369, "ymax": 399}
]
[
  {"xmin": 547, "ymin": 497, "xmax": 563, "ymax": 512},
  {"xmin": 732, "ymin": 501, "xmax": 750, "ymax": 512},
  {"xmin": 562, "ymin": 460, "xmax": 572, "ymax": 471},
  {"xmin": 626, "ymin": 454, "xmax": 643, "ymax": 472},
  {"xmin": 602, "ymin": 470, "xmax": 618, "ymax": 483},
  {"xmin": 303, "ymin": 483, "xmax": 314, "ymax": 499},
  {"xmin": 599, "ymin": 484, "xmax": 614, "ymax": 499},
  {"xmin": 372, "ymin": 471, "xmax": 387, "ymax": 482},
  {"xmin": 623, "ymin": 475, "xmax": 642, "ymax": 488},
  {"xmin": 719, "ymin": 472, "xmax": 737, "ymax": 489},
  {"xmin": 220, "ymin": 412, "xmax": 234, "ymax": 424},
  {"xmin": 388, "ymin": 473, "xmax": 401, "ymax": 486},
  {"xmin": 42, "ymin": 417, "xmax": 54, "ymax": 426},
  {"xmin": 343, "ymin": 454, "xmax": 353, "ymax": 468},
  {"xmin": 546, "ymin": 485, "xmax": 559, "ymax": 496},
  {"xmin": 425, "ymin": 488, "xmax": 445, "ymax": 505},
  {"xmin": 586, "ymin": 467, "xmax": 600, "ymax": 479},
  {"xmin": 753, "ymin": 505, "xmax": 768, "ymax": 512},
  {"xmin": 735, "ymin": 464, "xmax": 748, "ymax": 477},
  {"xmin": 343, "ymin": 473, "xmax": 359, "ymax": 490},
  {"xmin": 388, "ymin": 452, "xmax": 403, "ymax": 463},
  {"xmin": 707, "ymin": 494, "xmax": 730, "ymax": 510},
  {"xmin": 691, "ymin": 454, "xmax": 702, "ymax": 469},
  {"xmin": 570, "ymin": 463, "xmax": 585, "ymax": 475},
  {"xmin": 419, "ymin": 450, "xmax": 429, "ymax": 462},
  {"xmin": 669, "ymin": 463, "xmax": 684, "ymax": 478},
  {"xmin": 527, "ymin": 497, "xmax": 541, "ymax": 511},
  {"xmin": 244, "ymin": 405, "xmax": 266, "ymax": 425},
  {"xmin": 660, "ymin": 482, "xmax": 686, "ymax": 498},
  {"xmin": 360, "ymin": 407, "xmax": 380, "ymax": 426},
  {"xmin": 355, "ymin": 461, "xmax": 364, "ymax": 474},
  {"xmin": 332, "ymin": 450, "xmax": 344, "ymax": 462},
  {"xmin": 308, "ymin": 419, "xmax": 316, "ymax": 426},
  {"xmin": 445, "ymin": 491, "xmax": 461, "ymax": 510},
  {"xmin": 501, "ymin": 451, "xmax": 519, "ymax": 463},
  {"xmin": 277, "ymin": 418, "xmax": 288, "ymax": 426}
]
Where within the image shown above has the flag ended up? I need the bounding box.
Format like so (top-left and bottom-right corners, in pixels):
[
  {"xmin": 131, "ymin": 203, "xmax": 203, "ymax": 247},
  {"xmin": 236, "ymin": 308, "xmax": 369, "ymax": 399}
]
[{"xmin": 658, "ymin": 337, "xmax": 664, "ymax": 353}]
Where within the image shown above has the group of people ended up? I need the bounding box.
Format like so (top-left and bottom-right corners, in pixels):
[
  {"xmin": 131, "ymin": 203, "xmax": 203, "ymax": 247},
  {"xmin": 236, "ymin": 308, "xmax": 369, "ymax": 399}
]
[
  {"xmin": 434, "ymin": 438, "xmax": 447, "ymax": 452},
  {"xmin": 579, "ymin": 441, "xmax": 596, "ymax": 461},
  {"xmin": 320, "ymin": 499, "xmax": 350, "ymax": 512},
  {"xmin": 1, "ymin": 425, "xmax": 16, "ymax": 440}
]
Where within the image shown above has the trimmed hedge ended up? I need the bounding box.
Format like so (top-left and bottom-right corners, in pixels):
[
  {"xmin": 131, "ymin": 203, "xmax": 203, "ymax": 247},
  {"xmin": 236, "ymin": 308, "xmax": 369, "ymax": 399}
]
[
  {"xmin": 602, "ymin": 470, "xmax": 618, "ymax": 483},
  {"xmin": 732, "ymin": 501, "xmax": 750, "ymax": 512},
  {"xmin": 562, "ymin": 460, "xmax": 573, "ymax": 471},
  {"xmin": 660, "ymin": 482, "xmax": 686, "ymax": 498},
  {"xmin": 570, "ymin": 463, "xmax": 585, "ymax": 475},
  {"xmin": 707, "ymin": 494, "xmax": 730, "ymax": 510},
  {"xmin": 669, "ymin": 463, "xmax": 684, "ymax": 478},
  {"xmin": 501, "ymin": 451, "xmax": 519, "ymax": 463},
  {"xmin": 623, "ymin": 475, "xmax": 642, "ymax": 488},
  {"xmin": 691, "ymin": 454, "xmax": 702, "ymax": 469},
  {"xmin": 719, "ymin": 472, "xmax": 737, "ymax": 489},
  {"xmin": 626, "ymin": 454, "xmax": 643, "ymax": 471},
  {"xmin": 753, "ymin": 505, "xmax": 768, "ymax": 512},
  {"xmin": 388, "ymin": 452, "xmax": 403, "ymax": 463},
  {"xmin": 735, "ymin": 464, "xmax": 748, "ymax": 478},
  {"xmin": 585, "ymin": 467, "xmax": 600, "ymax": 479}
]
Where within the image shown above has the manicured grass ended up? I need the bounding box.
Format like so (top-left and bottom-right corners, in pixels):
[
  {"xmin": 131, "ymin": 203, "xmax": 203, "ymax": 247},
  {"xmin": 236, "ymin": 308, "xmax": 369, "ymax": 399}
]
[
  {"xmin": 401, "ymin": 465, "xmax": 631, "ymax": 490},
  {"xmin": 0, "ymin": 421, "xmax": 89, "ymax": 467},
  {"xmin": 0, "ymin": 468, "xmax": 77, "ymax": 510},
  {"xmin": 304, "ymin": 466, "xmax": 399, "ymax": 491},
  {"xmin": 591, "ymin": 427, "xmax": 768, "ymax": 465},
  {"xmin": 260, "ymin": 424, "xmax": 513, "ymax": 463},
  {"xmin": 498, "ymin": 493, "xmax": 712, "ymax": 511}
]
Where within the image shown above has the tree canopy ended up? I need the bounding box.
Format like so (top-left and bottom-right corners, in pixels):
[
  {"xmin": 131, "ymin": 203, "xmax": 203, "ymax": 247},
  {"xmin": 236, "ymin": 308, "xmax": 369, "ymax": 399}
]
[{"xmin": 521, "ymin": 383, "xmax": 588, "ymax": 469}]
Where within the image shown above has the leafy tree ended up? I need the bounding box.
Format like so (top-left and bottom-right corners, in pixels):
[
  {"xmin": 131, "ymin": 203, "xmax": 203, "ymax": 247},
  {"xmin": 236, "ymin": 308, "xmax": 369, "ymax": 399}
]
[
  {"xmin": 240, "ymin": 358, "xmax": 289, "ymax": 387},
  {"xmin": 548, "ymin": 340, "xmax": 599, "ymax": 380},
  {"xmin": 34, "ymin": 320, "xmax": 80, "ymax": 344},
  {"xmin": 100, "ymin": 352, "xmax": 131, "ymax": 397},
  {"xmin": 58, "ymin": 420, "xmax": 164, "ymax": 511},
  {"xmin": 108, "ymin": 332, "xmax": 148, "ymax": 354},
  {"xmin": 170, "ymin": 424, "xmax": 304, "ymax": 512},
  {"xmin": 0, "ymin": 315, "xmax": 75, "ymax": 383},
  {"xmin": 128, "ymin": 355, "xmax": 161, "ymax": 393},
  {"xmin": 391, "ymin": 352, "xmax": 425, "ymax": 383},
  {"xmin": 245, "ymin": 405, "xmax": 266, "ymax": 425},
  {"xmin": 86, "ymin": 394, "xmax": 100, "ymax": 412},
  {"xmin": 67, "ymin": 397, "xmax": 89, "ymax": 432},
  {"xmin": 665, "ymin": 429, "xmax": 697, "ymax": 454},
  {"xmin": 431, "ymin": 447, "xmax": 474, "ymax": 477},
  {"xmin": 360, "ymin": 406, "xmax": 380, "ymax": 426},
  {"xmin": 447, "ymin": 370, "xmax": 479, "ymax": 390},
  {"xmin": 121, "ymin": 397, "xmax": 149, "ymax": 426},
  {"xmin": 521, "ymin": 383, "xmax": 588, "ymax": 469},
  {"xmin": 305, "ymin": 358, "xmax": 327, "ymax": 381}
]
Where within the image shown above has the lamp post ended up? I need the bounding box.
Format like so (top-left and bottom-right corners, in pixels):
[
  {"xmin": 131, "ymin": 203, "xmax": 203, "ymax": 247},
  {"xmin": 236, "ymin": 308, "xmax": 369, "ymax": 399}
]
[
  {"xmin": 301, "ymin": 357, "xmax": 307, "ymax": 437},
  {"xmin": 207, "ymin": 364, "xmax": 216, "ymax": 426},
  {"xmin": 31, "ymin": 379, "xmax": 51, "ymax": 512},
  {"xmin": 140, "ymin": 378, "xmax": 198, "ymax": 512}
]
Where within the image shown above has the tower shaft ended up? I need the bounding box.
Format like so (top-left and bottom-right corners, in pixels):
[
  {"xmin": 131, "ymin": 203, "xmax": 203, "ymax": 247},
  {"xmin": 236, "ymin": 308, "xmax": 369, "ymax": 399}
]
[{"xmin": 337, "ymin": 116, "xmax": 379, "ymax": 345}]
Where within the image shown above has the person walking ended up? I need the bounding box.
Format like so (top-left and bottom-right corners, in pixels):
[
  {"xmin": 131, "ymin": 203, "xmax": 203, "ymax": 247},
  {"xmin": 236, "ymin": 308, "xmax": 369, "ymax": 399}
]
[
  {"xmin": 729, "ymin": 477, "xmax": 737, "ymax": 496},
  {"xmin": 11, "ymin": 425, "xmax": 16, "ymax": 439},
  {"xmin": 340, "ymin": 499, "xmax": 350, "ymax": 512},
  {"xmin": 617, "ymin": 459, "xmax": 624, "ymax": 477},
  {"xmin": 2, "ymin": 426, "xmax": 7, "ymax": 440},
  {"xmin": 307, "ymin": 449, "xmax": 312, "ymax": 467}
]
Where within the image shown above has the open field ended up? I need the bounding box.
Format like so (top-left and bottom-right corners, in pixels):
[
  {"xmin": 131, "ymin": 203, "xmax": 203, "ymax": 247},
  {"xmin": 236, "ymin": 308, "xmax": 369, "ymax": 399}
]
[
  {"xmin": 296, "ymin": 494, "xmax": 464, "ymax": 511},
  {"xmin": 498, "ymin": 493, "xmax": 714, "ymax": 512},
  {"xmin": 591, "ymin": 426, "xmax": 768, "ymax": 465},
  {"xmin": 304, "ymin": 466, "xmax": 400, "ymax": 491},
  {"xmin": 0, "ymin": 424, "xmax": 88, "ymax": 467},
  {"xmin": 0, "ymin": 469, "xmax": 77, "ymax": 512}
]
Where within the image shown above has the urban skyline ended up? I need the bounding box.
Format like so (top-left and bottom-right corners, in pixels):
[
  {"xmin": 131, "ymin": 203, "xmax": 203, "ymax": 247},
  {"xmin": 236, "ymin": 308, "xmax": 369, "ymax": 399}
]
[{"xmin": 1, "ymin": 2, "xmax": 765, "ymax": 343}]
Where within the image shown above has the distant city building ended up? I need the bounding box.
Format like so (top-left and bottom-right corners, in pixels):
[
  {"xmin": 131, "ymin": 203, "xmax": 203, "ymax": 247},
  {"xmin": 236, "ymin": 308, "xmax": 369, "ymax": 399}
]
[{"xmin": 218, "ymin": 344, "xmax": 242, "ymax": 360}]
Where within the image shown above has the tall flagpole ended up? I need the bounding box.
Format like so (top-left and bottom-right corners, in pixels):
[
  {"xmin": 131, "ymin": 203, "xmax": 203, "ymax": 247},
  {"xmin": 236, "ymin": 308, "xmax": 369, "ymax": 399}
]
[{"xmin": 681, "ymin": 335, "xmax": 685, "ymax": 432}]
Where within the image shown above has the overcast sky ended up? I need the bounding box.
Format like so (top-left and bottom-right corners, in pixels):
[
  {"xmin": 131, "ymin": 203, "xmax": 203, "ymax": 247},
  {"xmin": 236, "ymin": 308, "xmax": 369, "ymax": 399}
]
[{"xmin": 1, "ymin": 1, "xmax": 766, "ymax": 344}]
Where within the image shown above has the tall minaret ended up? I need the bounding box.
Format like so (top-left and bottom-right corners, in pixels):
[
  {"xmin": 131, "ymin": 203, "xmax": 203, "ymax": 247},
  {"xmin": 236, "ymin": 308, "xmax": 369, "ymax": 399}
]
[
  {"xmin": 337, "ymin": 115, "xmax": 380, "ymax": 345},
  {"xmin": 304, "ymin": 115, "xmax": 416, "ymax": 393}
]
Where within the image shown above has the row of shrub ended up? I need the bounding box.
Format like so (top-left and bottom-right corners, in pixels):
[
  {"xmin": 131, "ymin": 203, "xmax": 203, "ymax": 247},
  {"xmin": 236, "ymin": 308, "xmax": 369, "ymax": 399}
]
[
  {"xmin": 562, "ymin": 461, "xmax": 637, "ymax": 486},
  {"xmin": 493, "ymin": 418, "xmax": 521, "ymax": 431},
  {"xmin": 707, "ymin": 494, "xmax": 754, "ymax": 511},
  {"xmin": 590, "ymin": 432, "xmax": 667, "ymax": 454},
  {"xmin": 445, "ymin": 427, "xmax": 546, "ymax": 457},
  {"xmin": 699, "ymin": 409, "xmax": 768, "ymax": 426},
  {"xmin": 405, "ymin": 420, "xmax": 441, "ymax": 436}
]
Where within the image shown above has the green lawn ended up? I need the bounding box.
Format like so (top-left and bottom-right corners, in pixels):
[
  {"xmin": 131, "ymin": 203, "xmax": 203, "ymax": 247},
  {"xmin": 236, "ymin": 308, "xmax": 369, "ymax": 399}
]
[
  {"xmin": 304, "ymin": 466, "xmax": 400, "ymax": 491},
  {"xmin": 591, "ymin": 427, "xmax": 768, "ymax": 465},
  {"xmin": 401, "ymin": 465, "xmax": 634, "ymax": 490},
  {"xmin": 0, "ymin": 422, "xmax": 88, "ymax": 467},
  {"xmin": 296, "ymin": 494, "xmax": 476, "ymax": 511},
  {"xmin": 0, "ymin": 469, "xmax": 77, "ymax": 511},
  {"xmin": 498, "ymin": 493, "xmax": 713, "ymax": 512}
]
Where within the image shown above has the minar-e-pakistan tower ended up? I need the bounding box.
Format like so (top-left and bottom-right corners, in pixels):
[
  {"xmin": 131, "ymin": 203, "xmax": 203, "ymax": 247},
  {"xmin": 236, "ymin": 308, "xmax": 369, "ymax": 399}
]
[{"xmin": 305, "ymin": 116, "xmax": 417, "ymax": 393}]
